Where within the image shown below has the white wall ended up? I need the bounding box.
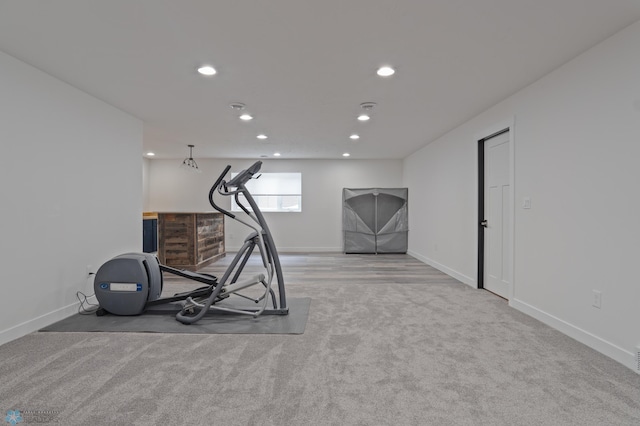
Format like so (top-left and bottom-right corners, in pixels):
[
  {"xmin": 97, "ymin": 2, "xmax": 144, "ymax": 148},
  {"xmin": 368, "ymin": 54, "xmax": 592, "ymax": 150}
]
[
  {"xmin": 0, "ymin": 51, "xmax": 143, "ymax": 345},
  {"xmin": 147, "ymin": 158, "xmax": 403, "ymax": 251},
  {"xmin": 404, "ymin": 130, "xmax": 480, "ymax": 285},
  {"xmin": 404, "ymin": 21, "xmax": 640, "ymax": 371},
  {"xmin": 143, "ymin": 157, "xmax": 151, "ymax": 212}
]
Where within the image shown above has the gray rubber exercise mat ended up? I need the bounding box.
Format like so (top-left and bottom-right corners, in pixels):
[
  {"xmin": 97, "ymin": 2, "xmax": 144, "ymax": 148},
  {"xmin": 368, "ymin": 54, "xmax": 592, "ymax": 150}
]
[{"xmin": 40, "ymin": 298, "xmax": 310, "ymax": 335}]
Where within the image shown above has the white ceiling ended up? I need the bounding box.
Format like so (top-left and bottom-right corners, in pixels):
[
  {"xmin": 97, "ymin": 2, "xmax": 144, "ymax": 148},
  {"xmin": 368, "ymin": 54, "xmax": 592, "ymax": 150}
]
[{"xmin": 1, "ymin": 1, "xmax": 639, "ymax": 160}]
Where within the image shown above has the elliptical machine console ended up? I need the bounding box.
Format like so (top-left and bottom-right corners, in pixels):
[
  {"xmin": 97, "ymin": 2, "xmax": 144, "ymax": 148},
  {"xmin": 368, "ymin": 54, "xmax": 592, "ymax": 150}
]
[{"xmin": 93, "ymin": 161, "xmax": 288, "ymax": 324}]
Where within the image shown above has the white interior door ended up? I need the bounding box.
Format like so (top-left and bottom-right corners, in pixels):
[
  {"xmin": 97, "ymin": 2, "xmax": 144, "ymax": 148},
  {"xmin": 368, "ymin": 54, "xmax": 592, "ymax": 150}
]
[{"xmin": 483, "ymin": 131, "xmax": 510, "ymax": 299}]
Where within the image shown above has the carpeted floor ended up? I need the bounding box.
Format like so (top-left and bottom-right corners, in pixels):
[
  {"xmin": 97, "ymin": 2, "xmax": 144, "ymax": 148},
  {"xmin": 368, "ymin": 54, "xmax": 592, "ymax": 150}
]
[{"xmin": 0, "ymin": 253, "xmax": 638, "ymax": 425}]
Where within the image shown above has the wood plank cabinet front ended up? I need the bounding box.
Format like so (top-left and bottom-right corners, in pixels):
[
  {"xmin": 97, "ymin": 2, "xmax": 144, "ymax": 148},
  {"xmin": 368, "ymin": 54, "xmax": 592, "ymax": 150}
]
[{"xmin": 157, "ymin": 212, "xmax": 224, "ymax": 270}]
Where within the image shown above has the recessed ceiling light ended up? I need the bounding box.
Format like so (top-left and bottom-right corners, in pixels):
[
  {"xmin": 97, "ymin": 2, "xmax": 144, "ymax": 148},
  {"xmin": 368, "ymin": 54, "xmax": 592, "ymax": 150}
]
[
  {"xmin": 146, "ymin": 152, "xmax": 155, "ymax": 156},
  {"xmin": 357, "ymin": 114, "xmax": 370, "ymax": 121},
  {"xmin": 197, "ymin": 65, "xmax": 217, "ymax": 76},
  {"xmin": 342, "ymin": 153, "xmax": 350, "ymax": 157},
  {"xmin": 274, "ymin": 152, "xmax": 281, "ymax": 157},
  {"xmin": 376, "ymin": 66, "xmax": 395, "ymax": 77},
  {"xmin": 239, "ymin": 114, "xmax": 253, "ymax": 121},
  {"xmin": 257, "ymin": 134, "xmax": 268, "ymax": 140},
  {"xmin": 350, "ymin": 134, "xmax": 360, "ymax": 140}
]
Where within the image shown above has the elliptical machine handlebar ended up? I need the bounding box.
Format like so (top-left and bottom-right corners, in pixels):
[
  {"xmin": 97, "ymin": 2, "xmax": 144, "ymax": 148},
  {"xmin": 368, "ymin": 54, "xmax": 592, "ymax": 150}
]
[
  {"xmin": 208, "ymin": 161, "xmax": 263, "ymax": 219},
  {"xmin": 208, "ymin": 165, "xmax": 234, "ymax": 219}
]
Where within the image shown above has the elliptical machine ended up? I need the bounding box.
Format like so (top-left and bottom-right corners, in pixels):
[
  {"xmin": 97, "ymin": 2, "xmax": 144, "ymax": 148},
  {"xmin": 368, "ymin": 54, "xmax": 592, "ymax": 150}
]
[
  {"xmin": 93, "ymin": 161, "xmax": 288, "ymax": 324},
  {"xmin": 176, "ymin": 160, "xmax": 288, "ymax": 323}
]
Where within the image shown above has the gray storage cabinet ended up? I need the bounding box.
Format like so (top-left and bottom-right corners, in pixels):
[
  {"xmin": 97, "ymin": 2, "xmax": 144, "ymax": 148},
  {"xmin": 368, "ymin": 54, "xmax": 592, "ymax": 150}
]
[{"xmin": 343, "ymin": 188, "xmax": 408, "ymax": 254}]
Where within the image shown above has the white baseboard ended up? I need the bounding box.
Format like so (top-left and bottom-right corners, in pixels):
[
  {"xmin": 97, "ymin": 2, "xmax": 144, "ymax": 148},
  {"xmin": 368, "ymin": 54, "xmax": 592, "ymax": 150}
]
[
  {"xmin": 280, "ymin": 247, "xmax": 342, "ymax": 253},
  {"xmin": 0, "ymin": 302, "xmax": 78, "ymax": 347},
  {"xmin": 510, "ymin": 298, "xmax": 637, "ymax": 372},
  {"xmin": 226, "ymin": 246, "xmax": 342, "ymax": 253},
  {"xmin": 407, "ymin": 250, "xmax": 476, "ymax": 287},
  {"xmin": 407, "ymin": 251, "xmax": 637, "ymax": 373}
]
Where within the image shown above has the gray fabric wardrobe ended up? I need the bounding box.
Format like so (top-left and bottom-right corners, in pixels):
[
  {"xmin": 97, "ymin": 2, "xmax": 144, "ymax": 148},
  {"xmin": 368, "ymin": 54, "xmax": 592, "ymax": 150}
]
[{"xmin": 342, "ymin": 188, "xmax": 408, "ymax": 254}]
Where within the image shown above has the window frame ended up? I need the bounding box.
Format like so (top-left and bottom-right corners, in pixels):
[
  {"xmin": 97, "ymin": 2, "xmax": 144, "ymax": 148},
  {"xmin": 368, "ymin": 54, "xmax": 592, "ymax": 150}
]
[{"xmin": 230, "ymin": 171, "xmax": 302, "ymax": 213}]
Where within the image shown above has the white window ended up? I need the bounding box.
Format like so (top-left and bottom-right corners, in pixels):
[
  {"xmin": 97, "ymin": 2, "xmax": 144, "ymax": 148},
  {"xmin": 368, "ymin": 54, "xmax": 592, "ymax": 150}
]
[{"xmin": 230, "ymin": 172, "xmax": 302, "ymax": 212}]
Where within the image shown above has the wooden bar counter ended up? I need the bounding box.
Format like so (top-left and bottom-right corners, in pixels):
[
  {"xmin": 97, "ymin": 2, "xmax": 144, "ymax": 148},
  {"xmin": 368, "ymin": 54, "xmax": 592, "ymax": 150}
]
[{"xmin": 156, "ymin": 212, "xmax": 225, "ymax": 271}]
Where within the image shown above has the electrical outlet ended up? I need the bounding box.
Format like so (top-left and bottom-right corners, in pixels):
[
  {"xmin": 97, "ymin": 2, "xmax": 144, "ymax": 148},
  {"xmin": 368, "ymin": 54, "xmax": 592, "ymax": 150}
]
[{"xmin": 592, "ymin": 290, "xmax": 602, "ymax": 309}]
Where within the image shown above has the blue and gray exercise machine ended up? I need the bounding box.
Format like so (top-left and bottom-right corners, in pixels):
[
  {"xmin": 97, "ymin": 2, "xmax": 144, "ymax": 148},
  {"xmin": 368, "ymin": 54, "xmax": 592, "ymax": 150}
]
[{"xmin": 93, "ymin": 161, "xmax": 288, "ymax": 324}]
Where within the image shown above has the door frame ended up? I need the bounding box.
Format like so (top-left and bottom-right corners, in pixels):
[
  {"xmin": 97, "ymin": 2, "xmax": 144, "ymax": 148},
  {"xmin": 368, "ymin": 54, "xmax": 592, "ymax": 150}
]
[{"xmin": 477, "ymin": 120, "xmax": 515, "ymax": 300}]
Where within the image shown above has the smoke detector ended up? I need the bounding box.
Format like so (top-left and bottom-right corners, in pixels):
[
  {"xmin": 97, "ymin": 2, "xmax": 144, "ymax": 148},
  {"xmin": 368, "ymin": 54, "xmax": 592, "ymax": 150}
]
[
  {"xmin": 229, "ymin": 103, "xmax": 246, "ymax": 110},
  {"xmin": 360, "ymin": 102, "xmax": 377, "ymax": 110}
]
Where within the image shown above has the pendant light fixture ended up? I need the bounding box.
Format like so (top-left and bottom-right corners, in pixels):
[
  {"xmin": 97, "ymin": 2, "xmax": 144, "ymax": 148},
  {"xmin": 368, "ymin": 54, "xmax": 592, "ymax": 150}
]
[{"xmin": 180, "ymin": 144, "xmax": 201, "ymax": 173}]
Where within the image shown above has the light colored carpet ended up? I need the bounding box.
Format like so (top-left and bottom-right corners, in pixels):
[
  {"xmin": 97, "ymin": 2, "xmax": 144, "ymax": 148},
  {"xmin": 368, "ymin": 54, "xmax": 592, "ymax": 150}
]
[{"xmin": 0, "ymin": 253, "xmax": 638, "ymax": 425}]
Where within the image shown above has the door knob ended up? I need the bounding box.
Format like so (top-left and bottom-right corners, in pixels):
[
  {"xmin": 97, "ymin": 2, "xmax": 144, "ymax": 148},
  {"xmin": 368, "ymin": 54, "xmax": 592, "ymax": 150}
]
[{"xmin": 480, "ymin": 220, "xmax": 488, "ymax": 227}]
